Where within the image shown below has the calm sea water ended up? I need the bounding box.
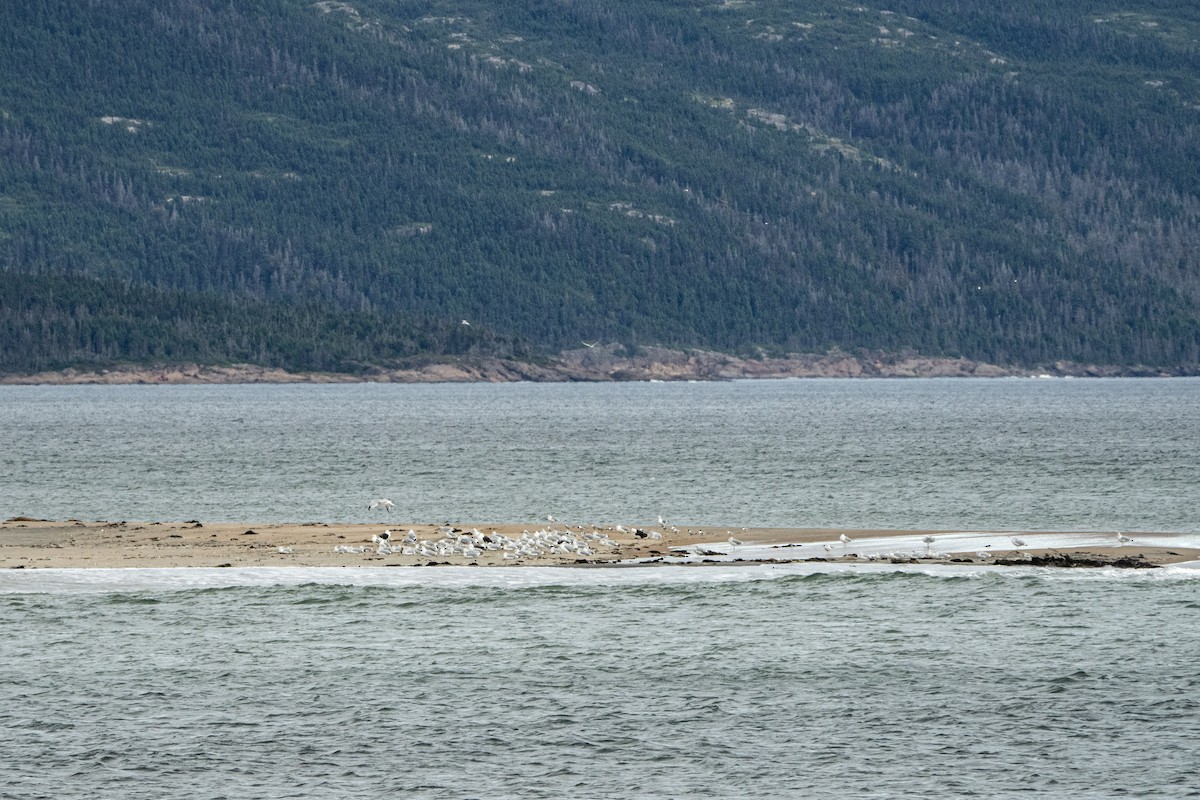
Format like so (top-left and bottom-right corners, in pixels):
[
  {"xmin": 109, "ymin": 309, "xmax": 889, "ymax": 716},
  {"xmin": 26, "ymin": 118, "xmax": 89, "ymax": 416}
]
[
  {"xmin": 2, "ymin": 378, "xmax": 1198, "ymax": 531},
  {"xmin": 3, "ymin": 379, "xmax": 1199, "ymax": 798},
  {"xmin": 2, "ymin": 568, "xmax": 1198, "ymax": 799}
]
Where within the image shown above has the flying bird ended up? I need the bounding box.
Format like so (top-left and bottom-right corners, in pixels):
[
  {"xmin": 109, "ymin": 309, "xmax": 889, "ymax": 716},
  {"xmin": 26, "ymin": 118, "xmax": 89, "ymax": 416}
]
[{"xmin": 368, "ymin": 499, "xmax": 395, "ymax": 513}]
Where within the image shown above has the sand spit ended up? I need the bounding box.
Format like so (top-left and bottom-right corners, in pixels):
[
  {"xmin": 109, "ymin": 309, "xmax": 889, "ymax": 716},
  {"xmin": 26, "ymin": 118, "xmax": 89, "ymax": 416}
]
[{"xmin": 2, "ymin": 518, "xmax": 1194, "ymax": 570}]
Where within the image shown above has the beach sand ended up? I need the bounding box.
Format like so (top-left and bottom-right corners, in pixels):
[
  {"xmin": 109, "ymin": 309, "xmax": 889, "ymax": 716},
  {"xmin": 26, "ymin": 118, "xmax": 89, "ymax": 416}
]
[{"xmin": 2, "ymin": 517, "xmax": 1194, "ymax": 570}]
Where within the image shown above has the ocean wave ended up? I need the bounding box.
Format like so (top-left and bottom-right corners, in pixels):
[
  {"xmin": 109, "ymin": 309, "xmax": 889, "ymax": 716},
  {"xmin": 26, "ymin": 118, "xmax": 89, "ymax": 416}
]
[{"xmin": 2, "ymin": 559, "xmax": 1198, "ymax": 595}]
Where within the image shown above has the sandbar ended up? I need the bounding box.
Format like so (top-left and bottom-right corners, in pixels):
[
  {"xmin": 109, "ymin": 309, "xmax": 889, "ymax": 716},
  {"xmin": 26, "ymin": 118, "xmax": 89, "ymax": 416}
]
[{"xmin": 2, "ymin": 518, "xmax": 1194, "ymax": 570}]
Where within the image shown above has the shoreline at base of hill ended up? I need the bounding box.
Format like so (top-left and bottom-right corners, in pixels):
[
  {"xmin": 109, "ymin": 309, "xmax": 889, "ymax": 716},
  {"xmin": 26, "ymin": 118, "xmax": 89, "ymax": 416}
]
[{"xmin": 2, "ymin": 346, "xmax": 1194, "ymax": 385}]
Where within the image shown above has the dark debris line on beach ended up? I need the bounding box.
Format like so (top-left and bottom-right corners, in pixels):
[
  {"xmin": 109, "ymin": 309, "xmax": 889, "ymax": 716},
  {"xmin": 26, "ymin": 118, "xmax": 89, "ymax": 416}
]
[{"xmin": 991, "ymin": 553, "xmax": 1157, "ymax": 569}]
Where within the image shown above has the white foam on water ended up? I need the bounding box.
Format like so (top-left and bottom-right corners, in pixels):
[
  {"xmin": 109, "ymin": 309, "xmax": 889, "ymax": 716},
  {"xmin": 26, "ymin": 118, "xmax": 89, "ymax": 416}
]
[{"xmin": 2, "ymin": 556, "xmax": 1198, "ymax": 594}]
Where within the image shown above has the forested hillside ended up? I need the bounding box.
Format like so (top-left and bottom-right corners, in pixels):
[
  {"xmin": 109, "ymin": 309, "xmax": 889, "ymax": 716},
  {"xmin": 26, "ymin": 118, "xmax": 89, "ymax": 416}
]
[{"xmin": 2, "ymin": 0, "xmax": 1199, "ymax": 373}]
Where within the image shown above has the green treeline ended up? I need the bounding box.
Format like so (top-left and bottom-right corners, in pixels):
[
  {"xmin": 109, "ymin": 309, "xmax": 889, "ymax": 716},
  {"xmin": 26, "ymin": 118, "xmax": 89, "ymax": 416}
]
[
  {"xmin": 0, "ymin": 272, "xmax": 530, "ymax": 373},
  {"xmin": 1, "ymin": 0, "xmax": 1198, "ymax": 371}
]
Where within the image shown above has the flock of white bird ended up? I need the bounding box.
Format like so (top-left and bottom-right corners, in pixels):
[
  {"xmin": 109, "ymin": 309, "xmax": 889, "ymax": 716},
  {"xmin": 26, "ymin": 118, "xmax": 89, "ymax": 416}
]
[
  {"xmin": 354, "ymin": 498, "xmax": 1143, "ymax": 565},
  {"xmin": 333, "ymin": 499, "xmax": 677, "ymax": 562},
  {"xmin": 337, "ymin": 523, "xmax": 629, "ymax": 561}
]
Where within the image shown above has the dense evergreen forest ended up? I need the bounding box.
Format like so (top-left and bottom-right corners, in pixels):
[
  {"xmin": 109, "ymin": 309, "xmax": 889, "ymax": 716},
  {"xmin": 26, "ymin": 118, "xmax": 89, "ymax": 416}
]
[{"xmin": 1, "ymin": 0, "xmax": 1198, "ymax": 372}]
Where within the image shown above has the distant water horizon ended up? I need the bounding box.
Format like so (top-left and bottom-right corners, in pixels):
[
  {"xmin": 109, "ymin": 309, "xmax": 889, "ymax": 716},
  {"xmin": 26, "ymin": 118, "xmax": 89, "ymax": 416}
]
[{"xmin": 3, "ymin": 378, "xmax": 1197, "ymax": 533}]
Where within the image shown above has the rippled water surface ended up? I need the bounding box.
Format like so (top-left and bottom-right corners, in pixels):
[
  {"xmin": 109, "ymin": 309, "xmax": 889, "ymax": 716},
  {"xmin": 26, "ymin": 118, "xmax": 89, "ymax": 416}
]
[
  {"xmin": 3, "ymin": 571, "xmax": 1198, "ymax": 799},
  {"xmin": 3, "ymin": 378, "xmax": 1198, "ymax": 531},
  {"xmin": 4, "ymin": 379, "xmax": 1200, "ymax": 798}
]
